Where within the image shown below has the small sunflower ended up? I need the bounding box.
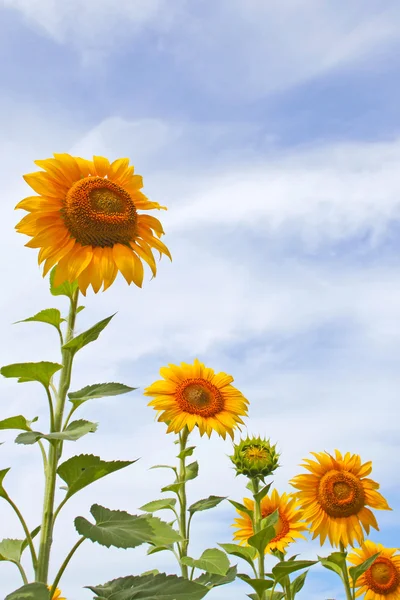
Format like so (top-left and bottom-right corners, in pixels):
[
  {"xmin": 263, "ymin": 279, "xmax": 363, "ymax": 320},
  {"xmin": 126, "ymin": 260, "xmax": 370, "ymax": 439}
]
[
  {"xmin": 48, "ymin": 586, "xmax": 66, "ymax": 600},
  {"xmin": 232, "ymin": 489, "xmax": 307, "ymax": 553},
  {"xmin": 144, "ymin": 358, "xmax": 248, "ymax": 439},
  {"xmin": 15, "ymin": 154, "xmax": 171, "ymax": 294},
  {"xmin": 348, "ymin": 541, "xmax": 400, "ymax": 599},
  {"xmin": 290, "ymin": 450, "xmax": 391, "ymax": 547}
]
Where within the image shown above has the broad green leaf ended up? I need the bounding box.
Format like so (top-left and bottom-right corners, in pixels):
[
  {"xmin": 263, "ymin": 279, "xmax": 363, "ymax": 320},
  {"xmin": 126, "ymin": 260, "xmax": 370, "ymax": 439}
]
[
  {"xmin": 185, "ymin": 461, "xmax": 199, "ymax": 481},
  {"xmin": 247, "ymin": 525, "xmax": 276, "ymax": 555},
  {"xmin": 15, "ymin": 420, "xmax": 98, "ymax": 445},
  {"xmin": 50, "ymin": 267, "xmax": 78, "ymax": 298},
  {"xmin": 57, "ymin": 454, "xmax": 135, "ymax": 500},
  {"xmin": 0, "ymin": 415, "xmax": 37, "ymax": 432},
  {"xmin": 75, "ymin": 504, "xmax": 181, "ymax": 549},
  {"xmin": 0, "ymin": 539, "xmax": 24, "ymax": 562},
  {"xmin": 228, "ymin": 499, "xmax": 254, "ymax": 519},
  {"xmin": 325, "ymin": 550, "xmax": 347, "ymax": 569},
  {"xmin": 260, "ymin": 509, "xmax": 279, "ymax": 530},
  {"xmin": 140, "ymin": 498, "xmax": 177, "ymax": 513},
  {"xmin": 195, "ymin": 565, "xmax": 237, "ymax": 588},
  {"xmin": 144, "ymin": 515, "xmax": 182, "ymax": 547},
  {"xmin": 272, "ymin": 560, "xmax": 317, "ymax": 582},
  {"xmin": 15, "ymin": 308, "xmax": 64, "ymax": 330},
  {"xmin": 254, "ymin": 482, "xmax": 273, "ymax": 504},
  {"xmin": 318, "ymin": 557, "xmax": 344, "ymax": 579},
  {"xmin": 349, "ymin": 552, "xmax": 380, "ymax": 585},
  {"xmin": 237, "ymin": 574, "xmax": 274, "ymax": 596},
  {"xmin": 188, "ymin": 495, "xmax": 226, "ymax": 515},
  {"xmin": 62, "ymin": 314, "xmax": 115, "ymax": 354},
  {"xmin": 0, "ymin": 362, "xmax": 62, "ymax": 387},
  {"xmin": 291, "ymin": 570, "xmax": 309, "ymax": 596},
  {"xmin": 181, "ymin": 548, "xmax": 230, "ymax": 576},
  {"xmin": 177, "ymin": 446, "xmax": 195, "ymax": 459},
  {"xmin": 87, "ymin": 573, "xmax": 209, "ymax": 600},
  {"xmin": 218, "ymin": 543, "xmax": 256, "ymax": 570},
  {"xmin": 0, "ymin": 468, "xmax": 11, "ymax": 499},
  {"xmin": 5, "ymin": 583, "xmax": 50, "ymax": 600},
  {"xmin": 68, "ymin": 382, "xmax": 136, "ymax": 408}
]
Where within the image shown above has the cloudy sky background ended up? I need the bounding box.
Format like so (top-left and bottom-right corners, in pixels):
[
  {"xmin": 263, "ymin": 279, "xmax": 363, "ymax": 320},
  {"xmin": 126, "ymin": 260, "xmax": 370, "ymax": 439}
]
[{"xmin": 0, "ymin": 1, "xmax": 400, "ymax": 598}]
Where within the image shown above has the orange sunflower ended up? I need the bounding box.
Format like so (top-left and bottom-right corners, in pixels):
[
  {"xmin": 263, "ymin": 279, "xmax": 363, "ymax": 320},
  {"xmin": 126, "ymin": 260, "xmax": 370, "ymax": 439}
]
[
  {"xmin": 15, "ymin": 154, "xmax": 171, "ymax": 294},
  {"xmin": 348, "ymin": 541, "xmax": 400, "ymax": 599},
  {"xmin": 144, "ymin": 359, "xmax": 248, "ymax": 439},
  {"xmin": 232, "ymin": 489, "xmax": 307, "ymax": 553},
  {"xmin": 290, "ymin": 450, "xmax": 391, "ymax": 547}
]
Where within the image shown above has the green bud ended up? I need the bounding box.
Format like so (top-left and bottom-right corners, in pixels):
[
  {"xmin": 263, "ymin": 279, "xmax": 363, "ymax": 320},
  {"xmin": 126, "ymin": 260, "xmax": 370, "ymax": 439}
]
[{"xmin": 230, "ymin": 435, "xmax": 280, "ymax": 480}]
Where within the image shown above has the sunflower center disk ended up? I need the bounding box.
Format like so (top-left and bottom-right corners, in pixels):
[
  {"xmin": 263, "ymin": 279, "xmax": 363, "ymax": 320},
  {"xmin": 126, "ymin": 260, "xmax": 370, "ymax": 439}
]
[
  {"xmin": 245, "ymin": 447, "xmax": 269, "ymax": 461},
  {"xmin": 178, "ymin": 380, "xmax": 224, "ymax": 417},
  {"xmin": 317, "ymin": 470, "xmax": 365, "ymax": 518},
  {"xmin": 366, "ymin": 558, "xmax": 399, "ymax": 594},
  {"xmin": 62, "ymin": 177, "xmax": 137, "ymax": 247}
]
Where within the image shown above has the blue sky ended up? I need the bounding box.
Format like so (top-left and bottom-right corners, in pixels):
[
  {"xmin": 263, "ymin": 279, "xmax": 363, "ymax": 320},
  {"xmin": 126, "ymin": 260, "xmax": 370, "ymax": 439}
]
[{"xmin": 0, "ymin": 1, "xmax": 400, "ymax": 599}]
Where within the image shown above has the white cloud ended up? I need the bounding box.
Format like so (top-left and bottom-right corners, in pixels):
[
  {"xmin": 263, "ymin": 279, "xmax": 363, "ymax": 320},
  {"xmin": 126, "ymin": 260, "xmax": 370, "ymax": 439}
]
[{"xmin": 0, "ymin": 110, "xmax": 400, "ymax": 599}]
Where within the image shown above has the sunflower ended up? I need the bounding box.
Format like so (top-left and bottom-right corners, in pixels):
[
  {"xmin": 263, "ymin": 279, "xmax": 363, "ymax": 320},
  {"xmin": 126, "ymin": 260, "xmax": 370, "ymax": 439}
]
[
  {"xmin": 232, "ymin": 489, "xmax": 307, "ymax": 553},
  {"xmin": 348, "ymin": 541, "xmax": 400, "ymax": 599},
  {"xmin": 48, "ymin": 586, "xmax": 66, "ymax": 600},
  {"xmin": 290, "ymin": 450, "xmax": 391, "ymax": 547},
  {"xmin": 15, "ymin": 154, "xmax": 171, "ymax": 294},
  {"xmin": 144, "ymin": 358, "xmax": 248, "ymax": 439}
]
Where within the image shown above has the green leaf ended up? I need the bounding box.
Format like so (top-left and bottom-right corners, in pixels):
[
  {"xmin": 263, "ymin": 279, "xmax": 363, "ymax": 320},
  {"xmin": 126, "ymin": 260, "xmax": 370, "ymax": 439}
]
[
  {"xmin": 75, "ymin": 504, "xmax": 181, "ymax": 549},
  {"xmin": 15, "ymin": 420, "xmax": 98, "ymax": 445},
  {"xmin": 0, "ymin": 415, "xmax": 37, "ymax": 432},
  {"xmin": 218, "ymin": 543, "xmax": 256, "ymax": 570},
  {"xmin": 87, "ymin": 573, "xmax": 209, "ymax": 600},
  {"xmin": 318, "ymin": 557, "xmax": 344, "ymax": 579},
  {"xmin": 144, "ymin": 515, "xmax": 182, "ymax": 547},
  {"xmin": 254, "ymin": 482, "xmax": 273, "ymax": 504},
  {"xmin": 21, "ymin": 526, "xmax": 40, "ymax": 555},
  {"xmin": 247, "ymin": 526, "xmax": 276, "ymax": 556},
  {"xmin": 0, "ymin": 539, "xmax": 24, "ymax": 562},
  {"xmin": 150, "ymin": 464, "xmax": 177, "ymax": 472},
  {"xmin": 140, "ymin": 498, "xmax": 177, "ymax": 513},
  {"xmin": 68, "ymin": 382, "xmax": 136, "ymax": 408},
  {"xmin": 195, "ymin": 565, "xmax": 237, "ymax": 588},
  {"xmin": 177, "ymin": 446, "xmax": 196, "ymax": 459},
  {"xmin": 185, "ymin": 461, "xmax": 199, "ymax": 481},
  {"xmin": 349, "ymin": 552, "xmax": 381, "ymax": 585},
  {"xmin": 263, "ymin": 592, "xmax": 285, "ymax": 600},
  {"xmin": 0, "ymin": 362, "xmax": 62, "ymax": 387},
  {"xmin": 291, "ymin": 570, "xmax": 309, "ymax": 596},
  {"xmin": 62, "ymin": 314, "xmax": 115, "ymax": 354},
  {"xmin": 237, "ymin": 574, "xmax": 274, "ymax": 596},
  {"xmin": 15, "ymin": 308, "xmax": 64, "ymax": 330},
  {"xmin": 5, "ymin": 583, "xmax": 50, "ymax": 600},
  {"xmin": 49, "ymin": 267, "xmax": 78, "ymax": 298},
  {"xmin": 272, "ymin": 560, "xmax": 317, "ymax": 582},
  {"xmin": 181, "ymin": 548, "xmax": 230, "ymax": 576},
  {"xmin": 0, "ymin": 468, "xmax": 11, "ymax": 499},
  {"xmin": 161, "ymin": 482, "xmax": 184, "ymax": 494},
  {"xmin": 318, "ymin": 551, "xmax": 347, "ymax": 580},
  {"xmin": 141, "ymin": 569, "xmax": 160, "ymax": 577},
  {"xmin": 57, "ymin": 454, "xmax": 136, "ymax": 500},
  {"xmin": 146, "ymin": 545, "xmax": 174, "ymax": 556},
  {"xmin": 260, "ymin": 509, "xmax": 279, "ymax": 530},
  {"xmin": 228, "ymin": 499, "xmax": 254, "ymax": 519},
  {"xmin": 188, "ymin": 495, "xmax": 226, "ymax": 515}
]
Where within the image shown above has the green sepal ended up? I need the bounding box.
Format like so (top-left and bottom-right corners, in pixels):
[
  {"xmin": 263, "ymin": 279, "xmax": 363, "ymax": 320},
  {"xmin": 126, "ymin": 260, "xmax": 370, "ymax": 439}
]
[
  {"xmin": 62, "ymin": 314, "xmax": 115, "ymax": 354},
  {"xmin": 15, "ymin": 420, "xmax": 97, "ymax": 445},
  {"xmin": 218, "ymin": 543, "xmax": 256, "ymax": 570},
  {"xmin": 188, "ymin": 495, "xmax": 226, "ymax": 514},
  {"xmin": 0, "ymin": 415, "xmax": 38, "ymax": 432},
  {"xmin": 181, "ymin": 548, "xmax": 230, "ymax": 576},
  {"xmin": 57, "ymin": 454, "xmax": 136, "ymax": 500},
  {"xmin": 68, "ymin": 382, "xmax": 136, "ymax": 408},
  {"xmin": 15, "ymin": 308, "xmax": 64, "ymax": 331},
  {"xmin": 349, "ymin": 552, "xmax": 381, "ymax": 585},
  {"xmin": 5, "ymin": 583, "xmax": 50, "ymax": 600},
  {"xmin": 0, "ymin": 362, "xmax": 62, "ymax": 388},
  {"xmin": 87, "ymin": 573, "xmax": 209, "ymax": 600}
]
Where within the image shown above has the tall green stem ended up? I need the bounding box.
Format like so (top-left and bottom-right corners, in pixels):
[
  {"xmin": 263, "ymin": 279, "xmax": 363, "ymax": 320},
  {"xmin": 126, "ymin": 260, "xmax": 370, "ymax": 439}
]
[
  {"xmin": 177, "ymin": 427, "xmax": 190, "ymax": 578},
  {"xmin": 36, "ymin": 289, "xmax": 79, "ymax": 583},
  {"xmin": 340, "ymin": 542, "xmax": 353, "ymax": 600},
  {"xmin": 252, "ymin": 478, "xmax": 266, "ymax": 600}
]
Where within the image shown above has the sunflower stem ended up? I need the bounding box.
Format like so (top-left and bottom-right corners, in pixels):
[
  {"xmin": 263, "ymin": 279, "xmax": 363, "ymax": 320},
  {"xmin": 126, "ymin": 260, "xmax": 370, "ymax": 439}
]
[
  {"xmin": 340, "ymin": 542, "xmax": 353, "ymax": 600},
  {"xmin": 177, "ymin": 426, "xmax": 190, "ymax": 578},
  {"xmin": 36, "ymin": 289, "xmax": 79, "ymax": 583},
  {"xmin": 252, "ymin": 477, "xmax": 266, "ymax": 600}
]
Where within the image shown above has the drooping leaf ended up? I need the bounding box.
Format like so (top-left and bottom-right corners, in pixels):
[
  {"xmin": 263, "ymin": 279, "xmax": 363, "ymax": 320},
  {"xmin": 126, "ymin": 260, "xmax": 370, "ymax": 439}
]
[
  {"xmin": 62, "ymin": 314, "xmax": 115, "ymax": 354},
  {"xmin": 50, "ymin": 267, "xmax": 78, "ymax": 298},
  {"xmin": 15, "ymin": 420, "xmax": 98, "ymax": 445},
  {"xmin": 195, "ymin": 565, "xmax": 237, "ymax": 588},
  {"xmin": 147, "ymin": 545, "xmax": 174, "ymax": 556},
  {"xmin": 87, "ymin": 573, "xmax": 209, "ymax": 600},
  {"xmin": 140, "ymin": 498, "xmax": 177, "ymax": 513},
  {"xmin": 272, "ymin": 560, "xmax": 317, "ymax": 582},
  {"xmin": 5, "ymin": 583, "xmax": 50, "ymax": 600},
  {"xmin": 68, "ymin": 382, "xmax": 136, "ymax": 408},
  {"xmin": 185, "ymin": 461, "xmax": 199, "ymax": 481},
  {"xmin": 318, "ymin": 551, "xmax": 347, "ymax": 580},
  {"xmin": 177, "ymin": 446, "xmax": 196, "ymax": 459},
  {"xmin": 218, "ymin": 543, "xmax": 256, "ymax": 570},
  {"xmin": 0, "ymin": 468, "xmax": 11, "ymax": 499},
  {"xmin": 0, "ymin": 539, "xmax": 25, "ymax": 562},
  {"xmin": 75, "ymin": 504, "xmax": 181, "ymax": 549},
  {"xmin": 181, "ymin": 548, "xmax": 230, "ymax": 576},
  {"xmin": 349, "ymin": 552, "xmax": 381, "ymax": 585},
  {"xmin": 57, "ymin": 454, "xmax": 135, "ymax": 500},
  {"xmin": 0, "ymin": 415, "xmax": 37, "ymax": 432},
  {"xmin": 0, "ymin": 362, "xmax": 62, "ymax": 388},
  {"xmin": 237, "ymin": 574, "xmax": 274, "ymax": 596},
  {"xmin": 188, "ymin": 496, "xmax": 226, "ymax": 515},
  {"xmin": 228, "ymin": 499, "xmax": 254, "ymax": 519},
  {"xmin": 15, "ymin": 308, "xmax": 64, "ymax": 330}
]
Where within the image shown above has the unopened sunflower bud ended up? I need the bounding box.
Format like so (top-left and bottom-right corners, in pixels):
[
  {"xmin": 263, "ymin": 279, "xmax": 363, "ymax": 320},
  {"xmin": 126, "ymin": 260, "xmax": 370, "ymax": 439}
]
[{"xmin": 230, "ymin": 436, "xmax": 280, "ymax": 480}]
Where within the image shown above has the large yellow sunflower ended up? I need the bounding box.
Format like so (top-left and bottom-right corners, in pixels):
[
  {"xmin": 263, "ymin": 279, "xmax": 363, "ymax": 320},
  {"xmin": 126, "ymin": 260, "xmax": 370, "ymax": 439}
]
[
  {"xmin": 144, "ymin": 359, "xmax": 248, "ymax": 439},
  {"xmin": 232, "ymin": 489, "xmax": 307, "ymax": 553},
  {"xmin": 15, "ymin": 154, "xmax": 171, "ymax": 294},
  {"xmin": 290, "ymin": 450, "xmax": 391, "ymax": 547},
  {"xmin": 348, "ymin": 541, "xmax": 400, "ymax": 599}
]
